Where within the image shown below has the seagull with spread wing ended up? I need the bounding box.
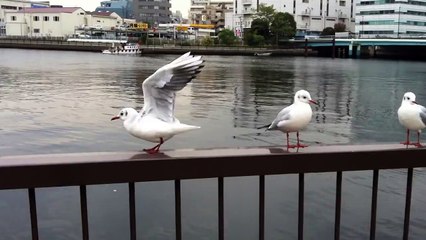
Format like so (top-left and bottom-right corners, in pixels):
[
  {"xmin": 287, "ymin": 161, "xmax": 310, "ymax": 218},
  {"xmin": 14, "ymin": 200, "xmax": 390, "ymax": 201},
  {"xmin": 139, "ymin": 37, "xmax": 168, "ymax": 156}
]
[{"xmin": 111, "ymin": 52, "xmax": 204, "ymax": 154}]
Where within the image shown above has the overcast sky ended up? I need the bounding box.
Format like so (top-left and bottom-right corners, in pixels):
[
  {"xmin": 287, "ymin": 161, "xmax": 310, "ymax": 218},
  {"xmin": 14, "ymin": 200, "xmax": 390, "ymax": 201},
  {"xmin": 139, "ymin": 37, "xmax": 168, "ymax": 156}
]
[{"xmin": 49, "ymin": 0, "xmax": 190, "ymax": 17}]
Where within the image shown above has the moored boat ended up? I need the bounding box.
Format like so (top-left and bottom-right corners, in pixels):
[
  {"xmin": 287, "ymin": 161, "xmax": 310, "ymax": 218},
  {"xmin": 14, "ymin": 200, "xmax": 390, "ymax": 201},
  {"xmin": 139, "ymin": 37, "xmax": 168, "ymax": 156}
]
[{"xmin": 102, "ymin": 43, "xmax": 142, "ymax": 55}]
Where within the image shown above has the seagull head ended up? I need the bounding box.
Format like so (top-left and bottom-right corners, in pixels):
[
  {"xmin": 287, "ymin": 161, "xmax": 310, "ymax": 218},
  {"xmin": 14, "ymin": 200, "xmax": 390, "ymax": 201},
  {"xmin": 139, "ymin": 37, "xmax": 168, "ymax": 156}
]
[
  {"xmin": 111, "ymin": 108, "xmax": 138, "ymax": 121},
  {"xmin": 401, "ymin": 92, "xmax": 417, "ymax": 105},
  {"xmin": 294, "ymin": 90, "xmax": 317, "ymax": 105}
]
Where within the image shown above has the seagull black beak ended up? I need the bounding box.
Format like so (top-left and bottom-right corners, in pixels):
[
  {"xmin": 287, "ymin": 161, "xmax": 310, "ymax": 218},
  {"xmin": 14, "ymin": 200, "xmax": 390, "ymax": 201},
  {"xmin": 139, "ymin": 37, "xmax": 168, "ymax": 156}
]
[
  {"xmin": 412, "ymin": 101, "xmax": 418, "ymax": 105},
  {"xmin": 309, "ymin": 99, "xmax": 318, "ymax": 105},
  {"xmin": 111, "ymin": 116, "xmax": 120, "ymax": 121}
]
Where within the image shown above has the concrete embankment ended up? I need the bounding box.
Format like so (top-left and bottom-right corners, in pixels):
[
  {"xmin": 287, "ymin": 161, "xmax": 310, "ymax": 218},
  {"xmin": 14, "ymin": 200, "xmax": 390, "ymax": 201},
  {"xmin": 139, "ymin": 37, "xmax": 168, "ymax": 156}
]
[{"xmin": 0, "ymin": 38, "xmax": 316, "ymax": 56}]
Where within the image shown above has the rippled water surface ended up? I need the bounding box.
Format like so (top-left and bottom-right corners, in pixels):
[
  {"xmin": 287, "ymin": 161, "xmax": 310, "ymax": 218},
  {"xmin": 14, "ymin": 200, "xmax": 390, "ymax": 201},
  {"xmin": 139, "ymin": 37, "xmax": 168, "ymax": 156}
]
[{"xmin": 1, "ymin": 49, "xmax": 426, "ymax": 240}]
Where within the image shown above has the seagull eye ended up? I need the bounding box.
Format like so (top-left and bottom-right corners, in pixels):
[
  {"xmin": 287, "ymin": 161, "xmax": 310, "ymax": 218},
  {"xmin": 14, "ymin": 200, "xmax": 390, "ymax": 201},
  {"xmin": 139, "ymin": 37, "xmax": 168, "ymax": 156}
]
[
  {"xmin": 120, "ymin": 112, "xmax": 123, "ymax": 116},
  {"xmin": 407, "ymin": 97, "xmax": 410, "ymax": 100},
  {"xmin": 125, "ymin": 111, "xmax": 128, "ymax": 116},
  {"xmin": 303, "ymin": 96, "xmax": 307, "ymax": 99}
]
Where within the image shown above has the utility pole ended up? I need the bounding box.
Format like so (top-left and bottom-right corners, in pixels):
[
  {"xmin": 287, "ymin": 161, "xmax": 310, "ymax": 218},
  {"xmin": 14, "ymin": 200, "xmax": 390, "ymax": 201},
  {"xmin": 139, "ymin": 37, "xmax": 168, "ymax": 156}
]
[{"xmin": 397, "ymin": 5, "xmax": 401, "ymax": 38}]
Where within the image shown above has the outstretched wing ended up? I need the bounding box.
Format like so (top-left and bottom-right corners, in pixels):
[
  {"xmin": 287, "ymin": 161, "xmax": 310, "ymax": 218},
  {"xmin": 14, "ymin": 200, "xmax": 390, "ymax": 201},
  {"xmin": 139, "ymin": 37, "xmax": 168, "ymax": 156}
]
[
  {"xmin": 141, "ymin": 52, "xmax": 204, "ymax": 122},
  {"xmin": 420, "ymin": 105, "xmax": 426, "ymax": 126}
]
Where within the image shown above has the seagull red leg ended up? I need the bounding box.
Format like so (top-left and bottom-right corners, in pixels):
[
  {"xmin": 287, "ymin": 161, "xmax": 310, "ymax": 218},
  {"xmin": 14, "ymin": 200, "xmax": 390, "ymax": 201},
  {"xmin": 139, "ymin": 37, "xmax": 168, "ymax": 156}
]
[
  {"xmin": 286, "ymin": 132, "xmax": 298, "ymax": 149},
  {"xmin": 413, "ymin": 131, "xmax": 422, "ymax": 147},
  {"xmin": 296, "ymin": 131, "xmax": 308, "ymax": 148},
  {"xmin": 144, "ymin": 137, "xmax": 164, "ymax": 154},
  {"xmin": 401, "ymin": 129, "xmax": 410, "ymax": 146}
]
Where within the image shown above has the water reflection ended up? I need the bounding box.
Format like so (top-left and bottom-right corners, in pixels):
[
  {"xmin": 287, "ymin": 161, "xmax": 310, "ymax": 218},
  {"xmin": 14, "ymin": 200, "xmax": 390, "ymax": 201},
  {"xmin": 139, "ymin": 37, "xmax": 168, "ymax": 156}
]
[{"xmin": 1, "ymin": 49, "xmax": 426, "ymax": 240}]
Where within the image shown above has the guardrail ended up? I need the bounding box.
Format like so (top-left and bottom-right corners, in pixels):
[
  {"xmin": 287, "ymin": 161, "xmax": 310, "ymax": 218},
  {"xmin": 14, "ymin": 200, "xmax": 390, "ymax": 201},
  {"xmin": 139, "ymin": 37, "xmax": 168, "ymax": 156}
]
[{"xmin": 1, "ymin": 144, "xmax": 425, "ymax": 240}]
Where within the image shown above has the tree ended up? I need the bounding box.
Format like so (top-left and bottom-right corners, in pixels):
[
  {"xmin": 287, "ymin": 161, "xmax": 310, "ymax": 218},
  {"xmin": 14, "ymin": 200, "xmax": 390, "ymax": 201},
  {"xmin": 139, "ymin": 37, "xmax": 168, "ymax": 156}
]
[
  {"xmin": 254, "ymin": 4, "xmax": 275, "ymax": 25},
  {"xmin": 251, "ymin": 18, "xmax": 270, "ymax": 40},
  {"xmin": 218, "ymin": 29, "xmax": 237, "ymax": 46},
  {"xmin": 270, "ymin": 12, "xmax": 296, "ymax": 43},
  {"xmin": 201, "ymin": 36, "xmax": 214, "ymax": 46},
  {"xmin": 334, "ymin": 22, "xmax": 346, "ymax": 32},
  {"xmin": 321, "ymin": 27, "xmax": 335, "ymax": 36},
  {"xmin": 244, "ymin": 29, "xmax": 265, "ymax": 46}
]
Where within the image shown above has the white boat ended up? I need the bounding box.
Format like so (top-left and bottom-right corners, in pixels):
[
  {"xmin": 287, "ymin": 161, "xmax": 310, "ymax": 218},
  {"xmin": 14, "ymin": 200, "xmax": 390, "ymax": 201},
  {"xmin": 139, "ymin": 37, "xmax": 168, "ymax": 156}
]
[
  {"xmin": 102, "ymin": 43, "xmax": 142, "ymax": 55},
  {"xmin": 254, "ymin": 52, "xmax": 272, "ymax": 56}
]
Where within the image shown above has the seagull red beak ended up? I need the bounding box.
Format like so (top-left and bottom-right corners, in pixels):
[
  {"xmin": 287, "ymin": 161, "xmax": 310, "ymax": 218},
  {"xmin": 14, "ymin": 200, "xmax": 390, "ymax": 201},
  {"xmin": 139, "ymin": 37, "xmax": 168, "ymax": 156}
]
[
  {"xmin": 412, "ymin": 101, "xmax": 418, "ymax": 105},
  {"xmin": 309, "ymin": 99, "xmax": 318, "ymax": 105},
  {"xmin": 111, "ymin": 116, "xmax": 120, "ymax": 121}
]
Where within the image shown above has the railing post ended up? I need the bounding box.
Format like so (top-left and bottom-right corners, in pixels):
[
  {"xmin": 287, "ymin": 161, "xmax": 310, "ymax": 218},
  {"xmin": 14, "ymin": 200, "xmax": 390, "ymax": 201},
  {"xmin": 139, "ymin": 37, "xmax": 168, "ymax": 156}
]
[
  {"xmin": 334, "ymin": 171, "xmax": 342, "ymax": 240},
  {"xmin": 129, "ymin": 182, "xmax": 136, "ymax": 240},
  {"xmin": 304, "ymin": 39, "xmax": 308, "ymax": 57},
  {"xmin": 370, "ymin": 170, "xmax": 379, "ymax": 240},
  {"xmin": 403, "ymin": 168, "xmax": 413, "ymax": 240},
  {"xmin": 28, "ymin": 188, "xmax": 39, "ymax": 240},
  {"xmin": 218, "ymin": 177, "xmax": 224, "ymax": 240},
  {"xmin": 259, "ymin": 175, "xmax": 265, "ymax": 240},
  {"xmin": 298, "ymin": 173, "xmax": 304, "ymax": 240},
  {"xmin": 175, "ymin": 180, "xmax": 182, "ymax": 240},
  {"xmin": 80, "ymin": 185, "xmax": 89, "ymax": 240}
]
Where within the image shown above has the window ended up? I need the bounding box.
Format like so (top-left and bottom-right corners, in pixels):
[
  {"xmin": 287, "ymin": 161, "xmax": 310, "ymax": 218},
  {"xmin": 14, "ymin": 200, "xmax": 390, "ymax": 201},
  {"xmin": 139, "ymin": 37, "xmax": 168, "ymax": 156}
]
[
  {"xmin": 34, "ymin": 28, "xmax": 40, "ymax": 33},
  {"xmin": 33, "ymin": 16, "xmax": 39, "ymax": 21},
  {"xmin": 11, "ymin": 16, "xmax": 16, "ymax": 21},
  {"xmin": 53, "ymin": 16, "xmax": 59, "ymax": 21},
  {"xmin": 339, "ymin": 1, "xmax": 346, "ymax": 6},
  {"xmin": 43, "ymin": 16, "xmax": 49, "ymax": 21},
  {"xmin": 303, "ymin": 0, "xmax": 309, "ymax": 2}
]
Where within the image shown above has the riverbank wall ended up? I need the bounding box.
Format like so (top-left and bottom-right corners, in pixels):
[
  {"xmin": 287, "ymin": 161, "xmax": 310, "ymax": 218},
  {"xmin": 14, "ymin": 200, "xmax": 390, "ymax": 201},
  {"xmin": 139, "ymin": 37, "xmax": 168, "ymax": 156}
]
[{"xmin": 0, "ymin": 38, "xmax": 316, "ymax": 56}]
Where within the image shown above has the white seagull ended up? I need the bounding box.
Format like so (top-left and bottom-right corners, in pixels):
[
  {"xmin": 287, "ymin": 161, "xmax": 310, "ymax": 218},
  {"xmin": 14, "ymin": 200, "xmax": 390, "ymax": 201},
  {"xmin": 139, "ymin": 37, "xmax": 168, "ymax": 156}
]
[
  {"xmin": 260, "ymin": 90, "xmax": 317, "ymax": 149},
  {"xmin": 111, "ymin": 52, "xmax": 204, "ymax": 154},
  {"xmin": 397, "ymin": 92, "xmax": 426, "ymax": 147}
]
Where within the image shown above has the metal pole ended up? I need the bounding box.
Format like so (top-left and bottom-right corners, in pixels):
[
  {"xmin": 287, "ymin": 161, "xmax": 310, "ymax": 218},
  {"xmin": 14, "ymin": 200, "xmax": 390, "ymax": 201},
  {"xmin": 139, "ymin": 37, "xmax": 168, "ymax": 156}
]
[{"xmin": 397, "ymin": 5, "xmax": 401, "ymax": 38}]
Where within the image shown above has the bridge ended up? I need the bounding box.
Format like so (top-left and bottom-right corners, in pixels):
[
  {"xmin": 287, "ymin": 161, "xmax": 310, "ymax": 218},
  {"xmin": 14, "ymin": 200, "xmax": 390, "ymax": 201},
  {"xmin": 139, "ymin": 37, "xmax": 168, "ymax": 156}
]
[{"xmin": 300, "ymin": 38, "xmax": 426, "ymax": 58}]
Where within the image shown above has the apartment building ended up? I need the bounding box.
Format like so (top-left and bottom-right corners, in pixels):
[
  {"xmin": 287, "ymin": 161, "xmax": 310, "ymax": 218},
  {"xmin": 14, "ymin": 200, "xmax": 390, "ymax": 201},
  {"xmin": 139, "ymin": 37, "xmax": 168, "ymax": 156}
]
[{"xmin": 132, "ymin": 0, "xmax": 172, "ymax": 25}]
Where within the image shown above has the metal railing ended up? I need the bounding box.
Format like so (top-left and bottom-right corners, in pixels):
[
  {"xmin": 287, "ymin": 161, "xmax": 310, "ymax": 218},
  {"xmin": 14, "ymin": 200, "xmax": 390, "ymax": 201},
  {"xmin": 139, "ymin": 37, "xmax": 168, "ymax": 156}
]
[{"xmin": 1, "ymin": 144, "xmax": 425, "ymax": 240}]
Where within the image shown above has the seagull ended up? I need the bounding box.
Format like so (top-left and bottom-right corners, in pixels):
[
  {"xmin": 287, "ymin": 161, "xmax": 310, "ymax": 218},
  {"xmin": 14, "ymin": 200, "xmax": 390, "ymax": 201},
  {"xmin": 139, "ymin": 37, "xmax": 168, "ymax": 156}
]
[
  {"xmin": 111, "ymin": 52, "xmax": 204, "ymax": 154},
  {"xmin": 397, "ymin": 92, "xmax": 426, "ymax": 147},
  {"xmin": 259, "ymin": 90, "xmax": 317, "ymax": 149}
]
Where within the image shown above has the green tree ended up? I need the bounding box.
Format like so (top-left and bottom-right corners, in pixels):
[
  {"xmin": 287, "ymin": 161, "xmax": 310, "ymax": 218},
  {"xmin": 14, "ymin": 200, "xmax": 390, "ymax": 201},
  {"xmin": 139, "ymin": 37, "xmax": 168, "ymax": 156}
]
[
  {"xmin": 321, "ymin": 27, "xmax": 335, "ymax": 36},
  {"xmin": 334, "ymin": 22, "xmax": 346, "ymax": 32},
  {"xmin": 244, "ymin": 30, "xmax": 265, "ymax": 46},
  {"xmin": 254, "ymin": 4, "xmax": 275, "ymax": 25},
  {"xmin": 201, "ymin": 36, "xmax": 213, "ymax": 46},
  {"xmin": 218, "ymin": 29, "xmax": 237, "ymax": 46},
  {"xmin": 270, "ymin": 12, "xmax": 296, "ymax": 43},
  {"xmin": 251, "ymin": 18, "xmax": 270, "ymax": 40}
]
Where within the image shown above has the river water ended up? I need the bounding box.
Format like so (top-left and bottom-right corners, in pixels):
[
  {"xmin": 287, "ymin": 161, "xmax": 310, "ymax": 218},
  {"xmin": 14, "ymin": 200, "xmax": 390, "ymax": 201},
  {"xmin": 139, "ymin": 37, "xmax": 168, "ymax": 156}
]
[{"xmin": 1, "ymin": 49, "xmax": 426, "ymax": 240}]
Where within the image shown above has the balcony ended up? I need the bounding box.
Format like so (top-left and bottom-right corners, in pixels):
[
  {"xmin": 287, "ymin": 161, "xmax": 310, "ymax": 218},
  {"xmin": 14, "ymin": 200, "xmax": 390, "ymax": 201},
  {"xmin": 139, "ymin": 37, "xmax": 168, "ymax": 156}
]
[
  {"xmin": 1, "ymin": 144, "xmax": 425, "ymax": 240},
  {"xmin": 243, "ymin": 0, "xmax": 252, "ymax": 5}
]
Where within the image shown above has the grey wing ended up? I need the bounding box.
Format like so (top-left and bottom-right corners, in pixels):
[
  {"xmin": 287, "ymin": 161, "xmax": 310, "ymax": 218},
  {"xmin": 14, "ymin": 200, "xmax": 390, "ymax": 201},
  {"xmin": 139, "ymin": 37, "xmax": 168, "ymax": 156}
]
[
  {"xmin": 268, "ymin": 106, "xmax": 292, "ymax": 130},
  {"xmin": 141, "ymin": 52, "xmax": 204, "ymax": 122},
  {"xmin": 420, "ymin": 105, "xmax": 426, "ymax": 126}
]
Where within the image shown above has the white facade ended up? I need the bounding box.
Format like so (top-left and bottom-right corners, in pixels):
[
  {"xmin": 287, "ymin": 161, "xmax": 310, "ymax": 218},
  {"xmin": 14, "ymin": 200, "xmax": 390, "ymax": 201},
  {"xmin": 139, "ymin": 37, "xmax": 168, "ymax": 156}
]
[
  {"xmin": 355, "ymin": 1, "xmax": 426, "ymax": 38},
  {"xmin": 5, "ymin": 7, "xmax": 124, "ymax": 37},
  {"xmin": 0, "ymin": 0, "xmax": 49, "ymax": 35},
  {"xmin": 233, "ymin": 0, "xmax": 356, "ymax": 34}
]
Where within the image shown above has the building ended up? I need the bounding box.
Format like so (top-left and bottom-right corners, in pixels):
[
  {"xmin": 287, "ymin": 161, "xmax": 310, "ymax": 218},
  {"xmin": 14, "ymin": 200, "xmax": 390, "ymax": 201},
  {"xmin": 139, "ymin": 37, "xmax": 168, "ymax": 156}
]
[
  {"xmin": 232, "ymin": 0, "xmax": 356, "ymax": 35},
  {"xmin": 5, "ymin": 7, "xmax": 123, "ymax": 37},
  {"xmin": 0, "ymin": 0, "xmax": 49, "ymax": 35},
  {"xmin": 132, "ymin": 0, "xmax": 171, "ymax": 25},
  {"xmin": 95, "ymin": 0, "xmax": 133, "ymax": 19},
  {"xmin": 355, "ymin": 1, "xmax": 426, "ymax": 38},
  {"xmin": 190, "ymin": 1, "xmax": 232, "ymax": 31}
]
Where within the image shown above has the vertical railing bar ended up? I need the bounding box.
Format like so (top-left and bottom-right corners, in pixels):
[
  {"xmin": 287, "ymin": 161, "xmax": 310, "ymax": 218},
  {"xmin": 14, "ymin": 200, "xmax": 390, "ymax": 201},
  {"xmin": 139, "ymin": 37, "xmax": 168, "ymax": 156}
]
[
  {"xmin": 369, "ymin": 170, "xmax": 379, "ymax": 240},
  {"xmin": 80, "ymin": 185, "xmax": 89, "ymax": 240},
  {"xmin": 175, "ymin": 179, "xmax": 182, "ymax": 240},
  {"xmin": 403, "ymin": 168, "xmax": 413, "ymax": 240},
  {"xmin": 28, "ymin": 188, "xmax": 39, "ymax": 240},
  {"xmin": 129, "ymin": 182, "xmax": 136, "ymax": 240},
  {"xmin": 259, "ymin": 175, "xmax": 265, "ymax": 240},
  {"xmin": 334, "ymin": 171, "xmax": 342, "ymax": 240},
  {"xmin": 298, "ymin": 173, "xmax": 304, "ymax": 240},
  {"xmin": 218, "ymin": 177, "xmax": 224, "ymax": 240}
]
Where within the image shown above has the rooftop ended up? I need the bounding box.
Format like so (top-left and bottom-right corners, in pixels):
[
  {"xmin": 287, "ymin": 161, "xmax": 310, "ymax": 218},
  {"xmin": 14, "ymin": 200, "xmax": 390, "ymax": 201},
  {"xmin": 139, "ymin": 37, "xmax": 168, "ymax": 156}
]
[{"xmin": 16, "ymin": 7, "xmax": 82, "ymax": 14}]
